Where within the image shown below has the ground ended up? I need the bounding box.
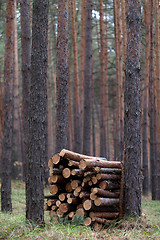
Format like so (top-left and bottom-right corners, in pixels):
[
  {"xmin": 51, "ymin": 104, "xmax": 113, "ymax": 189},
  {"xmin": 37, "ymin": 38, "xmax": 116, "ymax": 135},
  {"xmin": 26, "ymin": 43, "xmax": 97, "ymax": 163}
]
[{"xmin": 0, "ymin": 181, "xmax": 160, "ymax": 239}]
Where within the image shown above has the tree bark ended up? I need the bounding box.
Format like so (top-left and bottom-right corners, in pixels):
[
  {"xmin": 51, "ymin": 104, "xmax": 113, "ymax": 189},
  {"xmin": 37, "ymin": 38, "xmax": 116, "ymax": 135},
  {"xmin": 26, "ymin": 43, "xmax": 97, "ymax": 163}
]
[
  {"xmin": 1, "ymin": 0, "xmax": 15, "ymax": 212},
  {"xmin": 83, "ymin": 0, "xmax": 92, "ymax": 155},
  {"xmin": 20, "ymin": 0, "xmax": 31, "ymax": 181},
  {"xmin": 124, "ymin": 0, "xmax": 142, "ymax": 216},
  {"xmin": 56, "ymin": 0, "xmax": 69, "ymax": 152},
  {"xmin": 26, "ymin": 0, "xmax": 49, "ymax": 225}
]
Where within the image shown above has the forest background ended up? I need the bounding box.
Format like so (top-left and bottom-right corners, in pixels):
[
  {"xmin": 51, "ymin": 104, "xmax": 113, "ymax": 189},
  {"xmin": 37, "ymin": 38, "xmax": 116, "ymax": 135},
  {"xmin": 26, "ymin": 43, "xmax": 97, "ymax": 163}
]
[{"xmin": 0, "ymin": 0, "xmax": 160, "ymax": 216}]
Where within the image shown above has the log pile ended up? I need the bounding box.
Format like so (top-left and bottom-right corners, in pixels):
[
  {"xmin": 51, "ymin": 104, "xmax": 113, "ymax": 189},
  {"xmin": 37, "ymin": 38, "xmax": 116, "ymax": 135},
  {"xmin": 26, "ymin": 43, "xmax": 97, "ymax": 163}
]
[{"xmin": 45, "ymin": 149, "xmax": 124, "ymax": 230}]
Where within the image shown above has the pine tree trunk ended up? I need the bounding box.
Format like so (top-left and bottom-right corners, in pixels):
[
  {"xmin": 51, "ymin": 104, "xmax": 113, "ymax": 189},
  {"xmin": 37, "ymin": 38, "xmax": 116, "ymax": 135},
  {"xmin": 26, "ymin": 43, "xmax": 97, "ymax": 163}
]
[
  {"xmin": 142, "ymin": 0, "xmax": 150, "ymax": 196},
  {"xmin": 83, "ymin": 0, "xmax": 92, "ymax": 155},
  {"xmin": 56, "ymin": 0, "xmax": 69, "ymax": 152},
  {"xmin": 26, "ymin": 0, "xmax": 49, "ymax": 225},
  {"xmin": 124, "ymin": 0, "xmax": 142, "ymax": 216},
  {"xmin": 1, "ymin": 0, "xmax": 15, "ymax": 212},
  {"xmin": 12, "ymin": 0, "xmax": 22, "ymax": 179},
  {"xmin": 154, "ymin": 0, "xmax": 160, "ymax": 200},
  {"xmin": 20, "ymin": 0, "xmax": 31, "ymax": 181},
  {"xmin": 99, "ymin": 0, "xmax": 106, "ymax": 157},
  {"xmin": 149, "ymin": 0, "xmax": 156, "ymax": 200},
  {"xmin": 71, "ymin": 0, "xmax": 81, "ymax": 153}
]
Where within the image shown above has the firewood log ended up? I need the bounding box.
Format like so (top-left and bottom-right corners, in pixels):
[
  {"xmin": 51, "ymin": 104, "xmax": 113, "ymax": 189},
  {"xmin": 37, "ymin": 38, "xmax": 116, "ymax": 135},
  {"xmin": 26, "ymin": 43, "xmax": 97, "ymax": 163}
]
[
  {"xmin": 68, "ymin": 160, "xmax": 79, "ymax": 168},
  {"xmin": 59, "ymin": 203, "xmax": 75, "ymax": 213},
  {"xmin": 80, "ymin": 159, "xmax": 121, "ymax": 170},
  {"xmin": 94, "ymin": 167, "xmax": 122, "ymax": 174},
  {"xmin": 71, "ymin": 169, "xmax": 85, "ymax": 176},
  {"xmin": 59, "ymin": 149, "xmax": 107, "ymax": 162},
  {"xmin": 75, "ymin": 208, "xmax": 85, "ymax": 217},
  {"xmin": 96, "ymin": 173, "xmax": 121, "ymax": 181},
  {"xmin": 92, "ymin": 188, "xmax": 120, "ymax": 198},
  {"xmin": 84, "ymin": 217, "xmax": 92, "ymax": 226},
  {"xmin": 65, "ymin": 182, "xmax": 72, "ymax": 192},
  {"xmin": 79, "ymin": 191, "xmax": 90, "ymax": 199},
  {"xmin": 49, "ymin": 168, "xmax": 62, "ymax": 176},
  {"xmin": 50, "ymin": 184, "xmax": 59, "ymax": 195},
  {"xmin": 71, "ymin": 180, "xmax": 82, "ymax": 189},
  {"xmin": 92, "ymin": 217, "xmax": 113, "ymax": 225},
  {"xmin": 67, "ymin": 197, "xmax": 80, "ymax": 205},
  {"xmin": 62, "ymin": 168, "xmax": 71, "ymax": 178},
  {"xmin": 56, "ymin": 200, "xmax": 61, "ymax": 207},
  {"xmin": 50, "ymin": 175, "xmax": 65, "ymax": 184},
  {"xmin": 94, "ymin": 198, "xmax": 119, "ymax": 207},
  {"xmin": 89, "ymin": 212, "xmax": 119, "ymax": 219},
  {"xmin": 59, "ymin": 193, "xmax": 68, "ymax": 201},
  {"xmin": 47, "ymin": 199, "xmax": 57, "ymax": 207},
  {"xmin": 99, "ymin": 180, "xmax": 120, "ymax": 190}
]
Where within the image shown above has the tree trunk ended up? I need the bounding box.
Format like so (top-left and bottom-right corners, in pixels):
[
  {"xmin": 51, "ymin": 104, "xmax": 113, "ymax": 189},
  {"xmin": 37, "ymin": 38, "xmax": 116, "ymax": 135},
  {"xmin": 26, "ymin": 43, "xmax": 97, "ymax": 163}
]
[
  {"xmin": 99, "ymin": 0, "xmax": 106, "ymax": 157},
  {"xmin": 26, "ymin": 0, "xmax": 49, "ymax": 225},
  {"xmin": 83, "ymin": 0, "xmax": 92, "ymax": 155},
  {"xmin": 124, "ymin": 0, "xmax": 142, "ymax": 216},
  {"xmin": 71, "ymin": 0, "xmax": 81, "ymax": 153},
  {"xmin": 20, "ymin": 0, "xmax": 31, "ymax": 181},
  {"xmin": 56, "ymin": 0, "xmax": 69, "ymax": 152},
  {"xmin": 142, "ymin": 0, "xmax": 150, "ymax": 196},
  {"xmin": 149, "ymin": 0, "xmax": 156, "ymax": 200},
  {"xmin": 154, "ymin": 0, "xmax": 160, "ymax": 200},
  {"xmin": 1, "ymin": 0, "xmax": 15, "ymax": 212}
]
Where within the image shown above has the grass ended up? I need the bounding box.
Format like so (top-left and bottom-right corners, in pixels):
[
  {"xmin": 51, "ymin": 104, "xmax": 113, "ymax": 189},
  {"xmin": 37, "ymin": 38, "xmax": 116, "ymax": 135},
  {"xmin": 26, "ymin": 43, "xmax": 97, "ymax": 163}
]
[{"xmin": 0, "ymin": 180, "xmax": 160, "ymax": 239}]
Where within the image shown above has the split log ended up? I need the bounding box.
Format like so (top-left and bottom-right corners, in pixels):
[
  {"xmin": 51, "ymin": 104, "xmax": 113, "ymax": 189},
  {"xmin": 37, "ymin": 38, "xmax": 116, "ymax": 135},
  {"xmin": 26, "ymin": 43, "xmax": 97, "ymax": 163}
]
[
  {"xmin": 94, "ymin": 198, "xmax": 119, "ymax": 207},
  {"xmin": 89, "ymin": 212, "xmax": 119, "ymax": 219},
  {"xmin": 62, "ymin": 168, "xmax": 71, "ymax": 178},
  {"xmin": 80, "ymin": 159, "xmax": 121, "ymax": 170},
  {"xmin": 92, "ymin": 188, "xmax": 120, "ymax": 198},
  {"xmin": 99, "ymin": 180, "xmax": 120, "ymax": 190},
  {"xmin": 59, "ymin": 149, "xmax": 107, "ymax": 162},
  {"xmin": 96, "ymin": 173, "xmax": 121, "ymax": 181},
  {"xmin": 84, "ymin": 217, "xmax": 92, "ymax": 226}
]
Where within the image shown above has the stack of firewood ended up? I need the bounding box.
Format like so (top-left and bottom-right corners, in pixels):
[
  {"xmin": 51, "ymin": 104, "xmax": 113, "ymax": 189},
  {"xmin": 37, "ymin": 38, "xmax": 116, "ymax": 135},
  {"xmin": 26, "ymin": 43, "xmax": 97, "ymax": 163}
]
[{"xmin": 44, "ymin": 149, "xmax": 124, "ymax": 230}]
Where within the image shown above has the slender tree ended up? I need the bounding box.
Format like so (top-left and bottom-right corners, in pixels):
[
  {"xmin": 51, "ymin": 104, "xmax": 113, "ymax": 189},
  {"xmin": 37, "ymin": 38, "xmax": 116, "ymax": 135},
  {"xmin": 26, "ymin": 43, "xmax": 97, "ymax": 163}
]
[
  {"xmin": 83, "ymin": 0, "xmax": 93, "ymax": 155},
  {"xmin": 142, "ymin": 0, "xmax": 150, "ymax": 196},
  {"xmin": 155, "ymin": 0, "xmax": 160, "ymax": 200},
  {"xmin": 56, "ymin": 0, "xmax": 69, "ymax": 153},
  {"xmin": 71, "ymin": 0, "xmax": 81, "ymax": 153},
  {"xmin": 1, "ymin": 0, "xmax": 15, "ymax": 212},
  {"xmin": 149, "ymin": 0, "xmax": 156, "ymax": 200},
  {"xmin": 124, "ymin": 0, "xmax": 142, "ymax": 215},
  {"xmin": 20, "ymin": 0, "xmax": 31, "ymax": 180},
  {"xmin": 99, "ymin": 0, "xmax": 106, "ymax": 157},
  {"xmin": 26, "ymin": 0, "xmax": 49, "ymax": 224}
]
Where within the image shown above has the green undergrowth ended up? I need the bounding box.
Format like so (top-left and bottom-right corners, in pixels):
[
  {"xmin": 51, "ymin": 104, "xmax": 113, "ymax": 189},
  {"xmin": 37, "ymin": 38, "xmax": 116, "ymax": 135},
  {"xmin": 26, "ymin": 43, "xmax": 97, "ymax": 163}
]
[{"xmin": 0, "ymin": 180, "xmax": 160, "ymax": 239}]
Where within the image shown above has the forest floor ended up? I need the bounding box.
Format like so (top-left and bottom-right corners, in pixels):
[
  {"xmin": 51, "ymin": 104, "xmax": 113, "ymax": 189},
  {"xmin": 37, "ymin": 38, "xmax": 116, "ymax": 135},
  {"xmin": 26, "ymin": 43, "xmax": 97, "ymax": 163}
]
[{"xmin": 0, "ymin": 181, "xmax": 160, "ymax": 240}]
